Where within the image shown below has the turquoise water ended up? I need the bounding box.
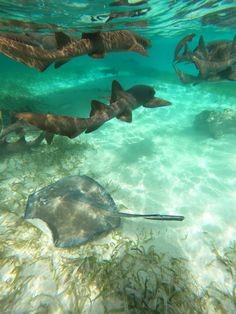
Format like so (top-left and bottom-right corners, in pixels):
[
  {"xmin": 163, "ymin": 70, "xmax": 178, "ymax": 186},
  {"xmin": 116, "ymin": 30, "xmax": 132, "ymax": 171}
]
[{"xmin": 0, "ymin": 1, "xmax": 236, "ymax": 313}]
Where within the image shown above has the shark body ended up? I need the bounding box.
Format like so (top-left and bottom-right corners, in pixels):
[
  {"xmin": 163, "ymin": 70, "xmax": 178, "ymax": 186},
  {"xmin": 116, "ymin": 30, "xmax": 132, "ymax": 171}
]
[
  {"xmin": 0, "ymin": 30, "xmax": 151, "ymax": 71},
  {"xmin": 174, "ymin": 34, "xmax": 236, "ymax": 83},
  {"xmin": 15, "ymin": 80, "xmax": 171, "ymax": 139}
]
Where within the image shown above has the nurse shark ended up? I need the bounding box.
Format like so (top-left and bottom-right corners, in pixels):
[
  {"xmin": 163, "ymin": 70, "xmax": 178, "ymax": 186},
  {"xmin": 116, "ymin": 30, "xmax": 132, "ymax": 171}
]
[
  {"xmin": 14, "ymin": 80, "xmax": 171, "ymax": 139},
  {"xmin": 0, "ymin": 30, "xmax": 151, "ymax": 71}
]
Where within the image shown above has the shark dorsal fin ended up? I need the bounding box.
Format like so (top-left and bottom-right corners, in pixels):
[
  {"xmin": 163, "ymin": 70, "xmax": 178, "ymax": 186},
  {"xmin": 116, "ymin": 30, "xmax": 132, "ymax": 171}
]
[
  {"xmin": 55, "ymin": 32, "xmax": 72, "ymax": 49},
  {"xmin": 111, "ymin": 80, "xmax": 124, "ymax": 103},
  {"xmin": 90, "ymin": 100, "xmax": 107, "ymax": 117},
  {"xmin": 198, "ymin": 35, "xmax": 208, "ymax": 59},
  {"xmin": 81, "ymin": 31, "xmax": 101, "ymax": 40},
  {"xmin": 117, "ymin": 110, "xmax": 132, "ymax": 123}
]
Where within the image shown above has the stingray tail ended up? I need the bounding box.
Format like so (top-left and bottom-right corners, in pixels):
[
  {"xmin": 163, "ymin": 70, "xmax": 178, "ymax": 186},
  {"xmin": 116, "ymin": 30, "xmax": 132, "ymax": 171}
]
[{"xmin": 118, "ymin": 212, "xmax": 184, "ymax": 221}]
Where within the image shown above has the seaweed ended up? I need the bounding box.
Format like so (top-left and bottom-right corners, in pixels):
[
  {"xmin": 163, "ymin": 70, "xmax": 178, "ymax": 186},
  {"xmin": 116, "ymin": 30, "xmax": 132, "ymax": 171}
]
[
  {"xmin": 1, "ymin": 211, "xmax": 235, "ymax": 313},
  {"xmin": 0, "ymin": 136, "xmax": 93, "ymax": 216},
  {"xmin": 65, "ymin": 232, "xmax": 206, "ymax": 314}
]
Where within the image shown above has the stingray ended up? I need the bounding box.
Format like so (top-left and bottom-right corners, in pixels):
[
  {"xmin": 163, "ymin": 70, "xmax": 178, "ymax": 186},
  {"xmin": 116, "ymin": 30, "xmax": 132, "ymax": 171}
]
[{"xmin": 25, "ymin": 175, "xmax": 184, "ymax": 248}]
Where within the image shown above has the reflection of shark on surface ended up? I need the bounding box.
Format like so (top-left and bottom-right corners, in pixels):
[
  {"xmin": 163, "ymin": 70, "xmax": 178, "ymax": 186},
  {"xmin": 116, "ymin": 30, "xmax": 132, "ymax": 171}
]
[
  {"xmin": 0, "ymin": 30, "xmax": 151, "ymax": 71},
  {"xmin": 15, "ymin": 80, "xmax": 171, "ymax": 139},
  {"xmin": 174, "ymin": 34, "xmax": 236, "ymax": 83}
]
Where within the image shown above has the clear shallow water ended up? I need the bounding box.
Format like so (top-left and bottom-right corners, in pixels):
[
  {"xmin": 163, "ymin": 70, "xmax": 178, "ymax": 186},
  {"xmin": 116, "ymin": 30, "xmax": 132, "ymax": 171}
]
[{"xmin": 0, "ymin": 1, "xmax": 236, "ymax": 313}]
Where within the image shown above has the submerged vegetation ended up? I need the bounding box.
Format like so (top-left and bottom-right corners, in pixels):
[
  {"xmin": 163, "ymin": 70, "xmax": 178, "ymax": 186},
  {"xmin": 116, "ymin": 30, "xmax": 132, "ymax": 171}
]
[
  {"xmin": 0, "ymin": 206, "xmax": 235, "ymax": 314},
  {"xmin": 74, "ymin": 233, "xmax": 206, "ymax": 314},
  {"xmin": 0, "ymin": 135, "xmax": 93, "ymax": 216},
  {"xmin": 0, "ymin": 214, "xmax": 205, "ymax": 314}
]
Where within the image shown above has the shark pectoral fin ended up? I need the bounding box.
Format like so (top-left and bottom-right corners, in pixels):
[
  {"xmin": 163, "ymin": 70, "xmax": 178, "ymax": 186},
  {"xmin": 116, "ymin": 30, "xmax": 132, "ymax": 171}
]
[
  {"xmin": 144, "ymin": 97, "xmax": 171, "ymax": 108},
  {"xmin": 117, "ymin": 110, "xmax": 132, "ymax": 122},
  {"xmin": 129, "ymin": 43, "xmax": 148, "ymax": 56},
  {"xmin": 110, "ymin": 80, "xmax": 124, "ymax": 103},
  {"xmin": 85, "ymin": 123, "xmax": 104, "ymax": 133},
  {"xmin": 54, "ymin": 59, "xmax": 70, "ymax": 69},
  {"xmin": 90, "ymin": 100, "xmax": 107, "ymax": 117},
  {"xmin": 55, "ymin": 32, "xmax": 72, "ymax": 49}
]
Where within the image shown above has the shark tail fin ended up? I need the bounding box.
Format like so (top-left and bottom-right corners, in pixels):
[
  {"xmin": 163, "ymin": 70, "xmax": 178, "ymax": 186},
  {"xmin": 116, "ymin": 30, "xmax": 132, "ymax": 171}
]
[
  {"xmin": 55, "ymin": 32, "xmax": 72, "ymax": 49},
  {"xmin": 110, "ymin": 80, "xmax": 124, "ymax": 103}
]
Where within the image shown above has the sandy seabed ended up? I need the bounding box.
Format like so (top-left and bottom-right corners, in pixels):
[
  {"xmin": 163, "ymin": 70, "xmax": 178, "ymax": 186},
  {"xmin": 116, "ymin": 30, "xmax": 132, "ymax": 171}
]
[{"xmin": 0, "ymin": 73, "xmax": 235, "ymax": 313}]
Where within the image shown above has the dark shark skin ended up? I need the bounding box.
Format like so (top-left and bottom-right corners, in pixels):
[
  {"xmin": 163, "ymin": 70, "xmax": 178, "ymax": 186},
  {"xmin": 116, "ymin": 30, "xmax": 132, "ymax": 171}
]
[
  {"xmin": 173, "ymin": 63, "xmax": 201, "ymax": 85},
  {"xmin": 174, "ymin": 34, "xmax": 236, "ymax": 83},
  {"xmin": 0, "ymin": 30, "xmax": 151, "ymax": 71},
  {"xmin": 14, "ymin": 80, "xmax": 171, "ymax": 138},
  {"xmin": 191, "ymin": 54, "xmax": 236, "ymax": 79}
]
